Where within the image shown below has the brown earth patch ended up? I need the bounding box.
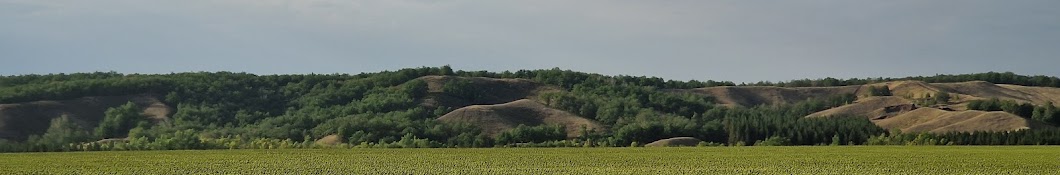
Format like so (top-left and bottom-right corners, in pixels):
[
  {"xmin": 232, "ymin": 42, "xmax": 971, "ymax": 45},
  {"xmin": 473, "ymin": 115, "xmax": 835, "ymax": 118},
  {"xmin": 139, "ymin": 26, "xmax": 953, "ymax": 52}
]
[
  {"xmin": 0, "ymin": 94, "xmax": 171, "ymax": 141},
  {"xmin": 436, "ymin": 99, "xmax": 606, "ymax": 138},
  {"xmin": 644, "ymin": 137, "xmax": 703, "ymax": 147}
]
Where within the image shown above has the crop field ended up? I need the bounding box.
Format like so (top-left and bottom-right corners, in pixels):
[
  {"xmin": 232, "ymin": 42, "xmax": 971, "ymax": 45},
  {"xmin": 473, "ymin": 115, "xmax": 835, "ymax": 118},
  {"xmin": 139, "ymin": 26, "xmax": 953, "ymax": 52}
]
[{"xmin": 1, "ymin": 146, "xmax": 1057, "ymax": 174}]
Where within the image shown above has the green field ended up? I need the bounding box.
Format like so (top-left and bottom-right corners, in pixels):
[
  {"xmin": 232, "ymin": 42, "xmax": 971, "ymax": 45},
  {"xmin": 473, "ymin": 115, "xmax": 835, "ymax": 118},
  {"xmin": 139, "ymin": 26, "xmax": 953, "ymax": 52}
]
[{"xmin": 1, "ymin": 146, "xmax": 1057, "ymax": 174}]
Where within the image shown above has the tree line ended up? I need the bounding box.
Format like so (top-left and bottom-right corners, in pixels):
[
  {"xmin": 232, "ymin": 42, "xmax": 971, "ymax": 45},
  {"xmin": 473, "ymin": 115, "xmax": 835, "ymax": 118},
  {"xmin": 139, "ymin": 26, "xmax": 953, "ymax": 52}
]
[
  {"xmin": 966, "ymin": 98, "xmax": 1059, "ymax": 126},
  {"xmin": 742, "ymin": 72, "xmax": 1060, "ymax": 88}
]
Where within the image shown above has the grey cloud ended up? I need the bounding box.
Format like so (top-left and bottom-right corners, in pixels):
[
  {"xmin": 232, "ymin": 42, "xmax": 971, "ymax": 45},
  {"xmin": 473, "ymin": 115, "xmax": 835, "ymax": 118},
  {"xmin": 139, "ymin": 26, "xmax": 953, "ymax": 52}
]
[{"xmin": 2, "ymin": 0, "xmax": 1059, "ymax": 82}]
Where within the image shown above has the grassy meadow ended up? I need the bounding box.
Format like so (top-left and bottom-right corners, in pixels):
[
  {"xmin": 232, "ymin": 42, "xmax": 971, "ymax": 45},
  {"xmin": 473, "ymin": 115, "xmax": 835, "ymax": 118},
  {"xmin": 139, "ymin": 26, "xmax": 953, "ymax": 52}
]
[{"xmin": 1, "ymin": 146, "xmax": 1057, "ymax": 174}]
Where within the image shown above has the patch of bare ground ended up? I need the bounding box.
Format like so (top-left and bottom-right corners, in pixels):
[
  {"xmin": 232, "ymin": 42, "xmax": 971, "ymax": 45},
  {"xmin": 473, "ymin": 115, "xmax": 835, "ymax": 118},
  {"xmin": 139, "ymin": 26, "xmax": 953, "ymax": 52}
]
[
  {"xmin": 644, "ymin": 137, "xmax": 702, "ymax": 147},
  {"xmin": 689, "ymin": 80, "xmax": 1060, "ymax": 133},
  {"xmin": 681, "ymin": 85, "xmax": 861, "ymax": 107},
  {"xmin": 875, "ymin": 108, "xmax": 1052, "ymax": 133},
  {"xmin": 806, "ymin": 96, "xmax": 914, "ymax": 119},
  {"xmin": 0, "ymin": 94, "xmax": 171, "ymax": 141},
  {"xmin": 436, "ymin": 99, "xmax": 606, "ymax": 138}
]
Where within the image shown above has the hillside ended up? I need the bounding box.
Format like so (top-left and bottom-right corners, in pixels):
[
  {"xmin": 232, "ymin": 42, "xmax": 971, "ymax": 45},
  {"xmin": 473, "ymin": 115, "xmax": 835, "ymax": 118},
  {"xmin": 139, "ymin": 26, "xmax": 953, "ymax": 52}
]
[
  {"xmin": 0, "ymin": 94, "xmax": 170, "ymax": 141},
  {"xmin": 437, "ymin": 99, "xmax": 606, "ymax": 138},
  {"xmin": 807, "ymin": 96, "xmax": 914, "ymax": 119},
  {"xmin": 874, "ymin": 108, "xmax": 1049, "ymax": 133},
  {"xmin": 786, "ymin": 80, "xmax": 1060, "ymax": 133},
  {"xmin": 1, "ymin": 68, "xmax": 1059, "ymax": 152},
  {"xmin": 678, "ymin": 85, "xmax": 863, "ymax": 107},
  {"xmin": 417, "ymin": 75, "xmax": 562, "ymax": 108}
]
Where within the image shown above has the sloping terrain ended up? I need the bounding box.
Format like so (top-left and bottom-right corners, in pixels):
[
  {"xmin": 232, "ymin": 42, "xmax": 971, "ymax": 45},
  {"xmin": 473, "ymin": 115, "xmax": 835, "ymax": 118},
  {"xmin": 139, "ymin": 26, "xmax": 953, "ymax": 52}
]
[
  {"xmin": 679, "ymin": 80, "xmax": 1060, "ymax": 133},
  {"xmin": 436, "ymin": 99, "xmax": 606, "ymax": 138},
  {"xmin": 884, "ymin": 81, "xmax": 945, "ymax": 100},
  {"xmin": 418, "ymin": 76, "xmax": 562, "ymax": 108},
  {"xmin": 688, "ymin": 80, "xmax": 1060, "ymax": 108},
  {"xmin": 0, "ymin": 94, "xmax": 171, "ymax": 141},
  {"xmin": 988, "ymin": 84, "xmax": 1060, "ymax": 105},
  {"xmin": 889, "ymin": 81, "xmax": 1060, "ymax": 106},
  {"xmin": 874, "ymin": 108, "xmax": 1051, "ymax": 133},
  {"xmin": 644, "ymin": 137, "xmax": 703, "ymax": 147},
  {"xmin": 806, "ymin": 96, "xmax": 914, "ymax": 119},
  {"xmin": 680, "ymin": 85, "xmax": 863, "ymax": 107},
  {"xmin": 807, "ymin": 81, "xmax": 1060, "ymax": 133}
]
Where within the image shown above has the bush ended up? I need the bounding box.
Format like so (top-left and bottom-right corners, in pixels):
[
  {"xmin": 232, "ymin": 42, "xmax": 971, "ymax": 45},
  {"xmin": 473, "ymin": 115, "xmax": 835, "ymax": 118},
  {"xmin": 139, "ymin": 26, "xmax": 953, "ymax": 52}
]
[{"xmin": 754, "ymin": 136, "xmax": 790, "ymax": 146}]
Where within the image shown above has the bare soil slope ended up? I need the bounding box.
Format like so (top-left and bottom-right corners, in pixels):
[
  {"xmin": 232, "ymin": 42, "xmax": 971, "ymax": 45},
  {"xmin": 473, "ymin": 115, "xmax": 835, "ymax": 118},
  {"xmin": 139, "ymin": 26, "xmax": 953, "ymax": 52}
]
[
  {"xmin": 315, "ymin": 134, "xmax": 343, "ymax": 145},
  {"xmin": 882, "ymin": 81, "xmax": 1060, "ymax": 106},
  {"xmin": 678, "ymin": 80, "xmax": 1060, "ymax": 133},
  {"xmin": 995, "ymin": 84, "xmax": 1060, "ymax": 105},
  {"xmin": 0, "ymin": 94, "xmax": 171, "ymax": 141},
  {"xmin": 806, "ymin": 96, "xmax": 914, "ymax": 119},
  {"xmin": 874, "ymin": 108, "xmax": 1051, "ymax": 133},
  {"xmin": 885, "ymin": 81, "xmax": 944, "ymax": 100},
  {"xmin": 417, "ymin": 76, "xmax": 562, "ymax": 108},
  {"xmin": 644, "ymin": 137, "xmax": 703, "ymax": 147},
  {"xmin": 436, "ymin": 99, "xmax": 606, "ymax": 138},
  {"xmin": 802, "ymin": 81, "xmax": 1060, "ymax": 133},
  {"xmin": 681, "ymin": 85, "xmax": 863, "ymax": 107}
]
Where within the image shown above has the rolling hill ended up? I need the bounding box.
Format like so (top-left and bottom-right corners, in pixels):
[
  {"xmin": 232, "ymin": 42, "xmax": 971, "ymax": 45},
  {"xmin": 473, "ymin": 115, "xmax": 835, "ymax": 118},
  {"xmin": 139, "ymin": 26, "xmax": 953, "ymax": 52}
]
[
  {"xmin": 1, "ymin": 68, "xmax": 1058, "ymax": 151},
  {"xmin": 700, "ymin": 80, "xmax": 1060, "ymax": 133},
  {"xmin": 436, "ymin": 99, "xmax": 606, "ymax": 138}
]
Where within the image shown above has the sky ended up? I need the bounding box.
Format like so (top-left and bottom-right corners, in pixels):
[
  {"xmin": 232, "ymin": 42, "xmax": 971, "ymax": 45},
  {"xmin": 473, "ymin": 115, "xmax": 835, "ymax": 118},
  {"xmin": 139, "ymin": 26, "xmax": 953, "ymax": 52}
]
[{"xmin": 2, "ymin": 0, "xmax": 1059, "ymax": 83}]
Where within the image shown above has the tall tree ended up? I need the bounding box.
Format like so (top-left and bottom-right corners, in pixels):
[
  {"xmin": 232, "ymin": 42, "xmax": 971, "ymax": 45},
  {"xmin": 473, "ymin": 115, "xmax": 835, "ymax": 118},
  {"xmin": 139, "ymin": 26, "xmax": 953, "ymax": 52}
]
[{"xmin": 94, "ymin": 102, "xmax": 144, "ymax": 139}]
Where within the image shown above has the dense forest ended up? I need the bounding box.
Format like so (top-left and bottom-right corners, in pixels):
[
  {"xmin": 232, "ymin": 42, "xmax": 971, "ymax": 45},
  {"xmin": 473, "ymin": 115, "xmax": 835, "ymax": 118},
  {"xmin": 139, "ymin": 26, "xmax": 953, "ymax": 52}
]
[{"xmin": 1, "ymin": 67, "xmax": 1058, "ymax": 152}]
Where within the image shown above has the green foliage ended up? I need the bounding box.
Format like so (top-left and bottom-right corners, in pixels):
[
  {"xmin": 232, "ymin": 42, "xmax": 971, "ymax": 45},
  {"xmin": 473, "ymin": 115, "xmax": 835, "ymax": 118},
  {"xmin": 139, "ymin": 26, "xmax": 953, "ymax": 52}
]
[
  {"xmin": 442, "ymin": 79, "xmax": 478, "ymax": 101},
  {"xmin": 439, "ymin": 65, "xmax": 455, "ymax": 76},
  {"xmin": 402, "ymin": 79, "xmax": 429, "ymax": 99},
  {"xmin": 151, "ymin": 129, "xmax": 204, "ymax": 150},
  {"xmin": 934, "ymin": 92, "xmax": 952, "ymax": 104},
  {"xmin": 967, "ymin": 98, "xmax": 1058, "ymax": 125},
  {"xmin": 612, "ymin": 114, "xmax": 705, "ymax": 145},
  {"xmin": 866, "ymin": 129, "xmax": 1060, "ymax": 145},
  {"xmin": 2, "ymin": 68, "xmax": 1060, "ymax": 152},
  {"xmin": 1032, "ymin": 102, "xmax": 1059, "ymax": 125},
  {"xmin": 27, "ymin": 115, "xmax": 93, "ymax": 151},
  {"xmin": 753, "ymin": 136, "xmax": 790, "ymax": 146},
  {"xmin": 696, "ymin": 141, "xmax": 724, "ymax": 147},
  {"xmin": 495, "ymin": 125, "xmax": 566, "ymax": 146},
  {"xmin": 868, "ymin": 86, "xmax": 892, "ymax": 96},
  {"xmin": 94, "ymin": 102, "xmax": 144, "ymax": 139},
  {"xmin": 914, "ymin": 92, "xmax": 953, "ymax": 106},
  {"xmin": 722, "ymin": 94, "xmax": 880, "ymax": 146}
]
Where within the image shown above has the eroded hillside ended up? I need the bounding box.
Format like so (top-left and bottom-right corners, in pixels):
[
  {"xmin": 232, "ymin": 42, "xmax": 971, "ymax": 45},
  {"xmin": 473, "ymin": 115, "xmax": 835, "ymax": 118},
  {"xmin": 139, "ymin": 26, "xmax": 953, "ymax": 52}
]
[
  {"xmin": 1, "ymin": 69, "xmax": 1058, "ymax": 151},
  {"xmin": 0, "ymin": 94, "xmax": 170, "ymax": 141},
  {"xmin": 698, "ymin": 80, "xmax": 1060, "ymax": 133},
  {"xmin": 437, "ymin": 99, "xmax": 606, "ymax": 138}
]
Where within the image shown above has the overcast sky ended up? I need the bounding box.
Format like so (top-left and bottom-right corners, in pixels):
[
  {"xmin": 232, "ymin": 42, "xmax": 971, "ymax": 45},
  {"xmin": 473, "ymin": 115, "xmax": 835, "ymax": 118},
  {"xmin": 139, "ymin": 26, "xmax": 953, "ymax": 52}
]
[{"xmin": 2, "ymin": 0, "xmax": 1059, "ymax": 82}]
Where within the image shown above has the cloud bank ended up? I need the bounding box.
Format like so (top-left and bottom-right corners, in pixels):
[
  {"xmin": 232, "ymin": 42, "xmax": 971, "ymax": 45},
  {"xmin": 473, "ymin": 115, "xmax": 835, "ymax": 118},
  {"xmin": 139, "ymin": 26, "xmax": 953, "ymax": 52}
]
[{"xmin": 2, "ymin": 0, "xmax": 1059, "ymax": 82}]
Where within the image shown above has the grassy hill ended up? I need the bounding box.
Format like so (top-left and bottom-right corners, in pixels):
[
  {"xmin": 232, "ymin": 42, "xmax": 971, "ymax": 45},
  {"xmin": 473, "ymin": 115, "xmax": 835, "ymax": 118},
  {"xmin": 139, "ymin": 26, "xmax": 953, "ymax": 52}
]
[{"xmin": 687, "ymin": 80, "xmax": 1060, "ymax": 133}]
